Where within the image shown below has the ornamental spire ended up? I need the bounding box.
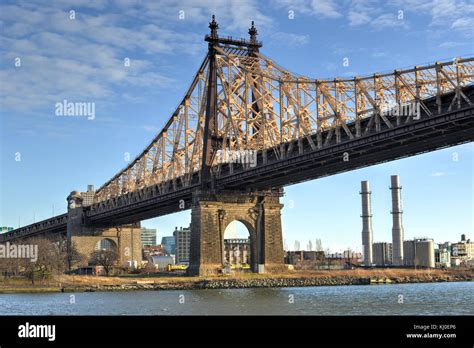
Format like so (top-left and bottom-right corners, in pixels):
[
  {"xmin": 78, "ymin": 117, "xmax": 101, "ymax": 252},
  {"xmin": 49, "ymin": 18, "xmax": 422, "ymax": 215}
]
[
  {"xmin": 209, "ymin": 15, "xmax": 219, "ymax": 38},
  {"xmin": 249, "ymin": 21, "xmax": 257, "ymax": 43}
]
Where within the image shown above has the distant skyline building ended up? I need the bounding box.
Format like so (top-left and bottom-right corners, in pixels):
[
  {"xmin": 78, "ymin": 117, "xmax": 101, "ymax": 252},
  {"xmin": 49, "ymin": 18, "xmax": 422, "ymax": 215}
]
[
  {"xmin": 224, "ymin": 238, "xmax": 250, "ymax": 265},
  {"xmin": 174, "ymin": 226, "xmax": 191, "ymax": 264},
  {"xmin": 81, "ymin": 185, "xmax": 95, "ymax": 206},
  {"xmin": 161, "ymin": 236, "xmax": 176, "ymax": 255},
  {"xmin": 435, "ymin": 242, "xmax": 451, "ymax": 268},
  {"xmin": 0, "ymin": 226, "xmax": 14, "ymax": 234},
  {"xmin": 451, "ymin": 234, "xmax": 474, "ymax": 266},
  {"xmin": 140, "ymin": 227, "xmax": 157, "ymax": 247}
]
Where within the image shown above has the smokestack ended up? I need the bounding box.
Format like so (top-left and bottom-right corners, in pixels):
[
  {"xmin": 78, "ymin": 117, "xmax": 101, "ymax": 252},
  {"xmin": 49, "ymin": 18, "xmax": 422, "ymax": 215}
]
[
  {"xmin": 390, "ymin": 175, "xmax": 404, "ymax": 266},
  {"xmin": 360, "ymin": 181, "xmax": 373, "ymax": 266}
]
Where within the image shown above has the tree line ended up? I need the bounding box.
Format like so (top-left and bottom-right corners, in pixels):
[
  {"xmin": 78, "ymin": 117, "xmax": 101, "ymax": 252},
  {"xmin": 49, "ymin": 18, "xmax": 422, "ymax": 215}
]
[{"xmin": 0, "ymin": 236, "xmax": 119, "ymax": 283}]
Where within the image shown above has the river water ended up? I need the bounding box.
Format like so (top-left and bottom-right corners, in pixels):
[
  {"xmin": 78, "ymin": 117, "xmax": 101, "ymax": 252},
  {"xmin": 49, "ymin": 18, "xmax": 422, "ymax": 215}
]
[{"xmin": 0, "ymin": 282, "xmax": 472, "ymax": 315}]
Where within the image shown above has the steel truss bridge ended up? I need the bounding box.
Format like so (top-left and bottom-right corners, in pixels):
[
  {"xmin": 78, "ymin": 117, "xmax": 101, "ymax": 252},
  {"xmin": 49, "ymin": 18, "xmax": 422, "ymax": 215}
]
[{"xmin": 2, "ymin": 18, "xmax": 473, "ymax": 243}]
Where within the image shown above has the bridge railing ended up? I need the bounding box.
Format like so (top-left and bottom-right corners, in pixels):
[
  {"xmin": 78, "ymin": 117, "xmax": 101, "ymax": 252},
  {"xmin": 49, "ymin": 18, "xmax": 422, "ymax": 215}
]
[
  {"xmin": 214, "ymin": 50, "xmax": 473, "ymax": 149},
  {"xmin": 0, "ymin": 213, "xmax": 68, "ymax": 243}
]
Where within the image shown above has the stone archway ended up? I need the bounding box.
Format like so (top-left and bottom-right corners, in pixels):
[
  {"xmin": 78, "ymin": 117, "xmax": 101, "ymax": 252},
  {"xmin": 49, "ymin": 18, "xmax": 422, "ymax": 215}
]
[
  {"xmin": 188, "ymin": 190, "xmax": 285, "ymax": 276},
  {"xmin": 69, "ymin": 225, "xmax": 142, "ymax": 268}
]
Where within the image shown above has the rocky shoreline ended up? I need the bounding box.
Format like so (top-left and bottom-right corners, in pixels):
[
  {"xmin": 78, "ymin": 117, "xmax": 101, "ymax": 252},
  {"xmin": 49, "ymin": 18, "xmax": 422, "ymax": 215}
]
[
  {"xmin": 59, "ymin": 273, "xmax": 472, "ymax": 293},
  {"xmin": 1, "ymin": 272, "xmax": 471, "ymax": 293}
]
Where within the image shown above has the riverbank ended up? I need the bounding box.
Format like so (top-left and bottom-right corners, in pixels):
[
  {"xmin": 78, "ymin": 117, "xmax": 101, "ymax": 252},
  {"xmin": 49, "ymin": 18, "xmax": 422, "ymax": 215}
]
[{"xmin": 0, "ymin": 269, "xmax": 471, "ymax": 293}]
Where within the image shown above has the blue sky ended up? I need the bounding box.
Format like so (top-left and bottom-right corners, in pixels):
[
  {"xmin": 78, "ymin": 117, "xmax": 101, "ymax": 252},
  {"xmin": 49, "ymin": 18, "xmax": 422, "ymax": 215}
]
[{"xmin": 0, "ymin": 0, "xmax": 473, "ymax": 252}]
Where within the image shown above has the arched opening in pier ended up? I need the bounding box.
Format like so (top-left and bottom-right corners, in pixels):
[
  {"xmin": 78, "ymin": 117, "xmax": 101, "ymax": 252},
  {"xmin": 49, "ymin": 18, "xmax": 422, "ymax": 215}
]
[
  {"xmin": 94, "ymin": 238, "xmax": 117, "ymax": 252},
  {"xmin": 223, "ymin": 221, "xmax": 252, "ymax": 272}
]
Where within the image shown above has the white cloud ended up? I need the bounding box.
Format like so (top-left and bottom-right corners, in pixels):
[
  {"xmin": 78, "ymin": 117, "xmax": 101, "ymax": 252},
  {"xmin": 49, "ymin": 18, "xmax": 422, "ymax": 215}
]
[
  {"xmin": 122, "ymin": 0, "xmax": 274, "ymax": 32},
  {"xmin": 451, "ymin": 17, "xmax": 474, "ymax": 31},
  {"xmin": 371, "ymin": 13, "xmax": 407, "ymax": 29},
  {"xmin": 438, "ymin": 41, "xmax": 463, "ymax": 49},
  {"xmin": 390, "ymin": 0, "xmax": 474, "ymax": 36},
  {"xmin": 269, "ymin": 32, "xmax": 310, "ymax": 47},
  {"xmin": 311, "ymin": 0, "xmax": 342, "ymax": 18},
  {"xmin": 348, "ymin": 11, "xmax": 371, "ymax": 26},
  {"xmin": 1, "ymin": 1, "xmax": 271, "ymax": 113},
  {"xmin": 272, "ymin": 0, "xmax": 341, "ymax": 18}
]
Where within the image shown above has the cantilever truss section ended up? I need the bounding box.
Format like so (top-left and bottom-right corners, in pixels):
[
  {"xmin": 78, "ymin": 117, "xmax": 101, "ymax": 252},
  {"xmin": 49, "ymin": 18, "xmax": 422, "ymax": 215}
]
[{"xmin": 94, "ymin": 49, "xmax": 474, "ymax": 203}]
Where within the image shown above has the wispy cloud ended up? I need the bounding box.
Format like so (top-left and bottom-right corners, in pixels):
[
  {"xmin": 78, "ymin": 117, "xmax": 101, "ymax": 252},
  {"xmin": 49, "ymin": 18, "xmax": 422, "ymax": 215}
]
[
  {"xmin": 431, "ymin": 172, "xmax": 447, "ymax": 177},
  {"xmin": 275, "ymin": 0, "xmax": 473, "ymax": 34},
  {"xmin": 371, "ymin": 13, "xmax": 407, "ymax": 29},
  {"xmin": 348, "ymin": 10, "xmax": 371, "ymax": 26},
  {"xmin": 269, "ymin": 32, "xmax": 310, "ymax": 47},
  {"xmin": 438, "ymin": 41, "xmax": 464, "ymax": 49},
  {"xmin": 311, "ymin": 0, "xmax": 342, "ymax": 18},
  {"xmin": 391, "ymin": 0, "xmax": 474, "ymax": 36},
  {"xmin": 272, "ymin": 0, "xmax": 342, "ymax": 18},
  {"xmin": 0, "ymin": 0, "xmax": 273, "ymax": 113}
]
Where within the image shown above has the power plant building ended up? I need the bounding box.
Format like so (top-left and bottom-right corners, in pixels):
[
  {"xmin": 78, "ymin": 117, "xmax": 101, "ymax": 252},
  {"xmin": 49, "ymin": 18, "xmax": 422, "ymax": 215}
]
[
  {"xmin": 403, "ymin": 238, "xmax": 435, "ymax": 268},
  {"xmin": 372, "ymin": 242, "xmax": 392, "ymax": 266}
]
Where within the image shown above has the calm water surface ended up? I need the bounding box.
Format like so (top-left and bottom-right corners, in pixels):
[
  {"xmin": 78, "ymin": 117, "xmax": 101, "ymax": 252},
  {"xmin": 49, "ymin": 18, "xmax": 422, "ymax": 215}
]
[{"xmin": 0, "ymin": 282, "xmax": 472, "ymax": 315}]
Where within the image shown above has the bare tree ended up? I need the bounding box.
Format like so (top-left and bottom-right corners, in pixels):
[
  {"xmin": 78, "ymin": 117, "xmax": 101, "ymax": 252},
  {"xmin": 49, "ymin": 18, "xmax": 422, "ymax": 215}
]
[
  {"xmin": 64, "ymin": 239, "xmax": 86, "ymax": 271},
  {"xmin": 0, "ymin": 252, "xmax": 21, "ymax": 279},
  {"xmin": 315, "ymin": 239, "xmax": 323, "ymax": 252},
  {"xmin": 325, "ymin": 248, "xmax": 332, "ymax": 269},
  {"xmin": 142, "ymin": 261, "xmax": 156, "ymax": 276},
  {"xmin": 0, "ymin": 241, "xmax": 23, "ymax": 279},
  {"xmin": 90, "ymin": 249, "xmax": 118, "ymax": 276},
  {"xmin": 23, "ymin": 237, "xmax": 60, "ymax": 284},
  {"xmin": 1, "ymin": 237, "xmax": 83, "ymax": 283}
]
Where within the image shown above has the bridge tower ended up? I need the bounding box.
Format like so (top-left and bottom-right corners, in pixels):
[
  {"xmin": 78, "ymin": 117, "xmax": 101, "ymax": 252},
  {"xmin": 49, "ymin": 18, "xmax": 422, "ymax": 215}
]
[
  {"xmin": 188, "ymin": 189, "xmax": 285, "ymax": 276},
  {"xmin": 188, "ymin": 17, "xmax": 285, "ymax": 276},
  {"xmin": 66, "ymin": 190, "xmax": 142, "ymax": 269},
  {"xmin": 200, "ymin": 15, "xmax": 219, "ymax": 188}
]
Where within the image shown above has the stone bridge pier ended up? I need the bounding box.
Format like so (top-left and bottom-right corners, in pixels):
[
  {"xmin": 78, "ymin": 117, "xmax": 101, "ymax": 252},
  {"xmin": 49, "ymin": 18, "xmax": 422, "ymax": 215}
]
[
  {"xmin": 66, "ymin": 191, "xmax": 142, "ymax": 268},
  {"xmin": 188, "ymin": 189, "xmax": 285, "ymax": 276}
]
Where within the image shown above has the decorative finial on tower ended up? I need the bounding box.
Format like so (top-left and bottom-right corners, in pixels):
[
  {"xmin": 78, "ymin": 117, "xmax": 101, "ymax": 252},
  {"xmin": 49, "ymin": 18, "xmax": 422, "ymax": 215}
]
[
  {"xmin": 249, "ymin": 20, "xmax": 257, "ymax": 43},
  {"xmin": 209, "ymin": 15, "xmax": 219, "ymax": 38}
]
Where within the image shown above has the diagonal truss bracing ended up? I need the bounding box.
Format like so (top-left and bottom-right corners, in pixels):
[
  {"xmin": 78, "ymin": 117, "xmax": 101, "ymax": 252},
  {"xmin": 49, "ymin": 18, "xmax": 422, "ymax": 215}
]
[{"xmin": 94, "ymin": 48, "xmax": 474, "ymax": 203}]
